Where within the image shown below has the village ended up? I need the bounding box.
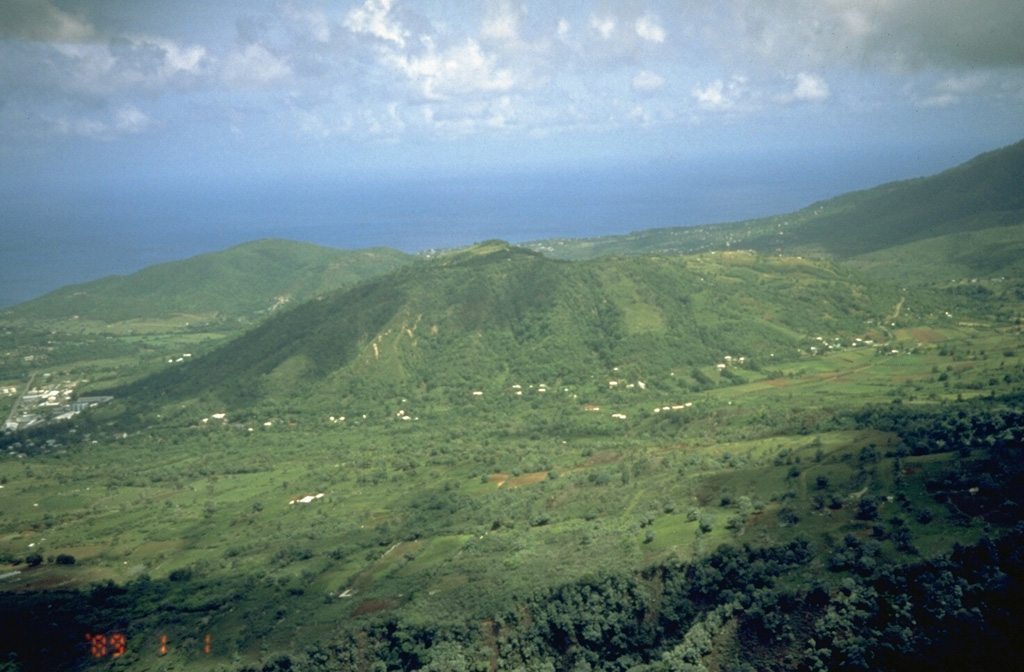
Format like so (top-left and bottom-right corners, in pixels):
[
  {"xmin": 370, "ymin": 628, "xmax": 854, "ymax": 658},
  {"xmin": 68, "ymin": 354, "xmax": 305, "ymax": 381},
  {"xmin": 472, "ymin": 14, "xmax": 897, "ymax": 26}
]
[{"xmin": 2, "ymin": 373, "xmax": 111, "ymax": 433}]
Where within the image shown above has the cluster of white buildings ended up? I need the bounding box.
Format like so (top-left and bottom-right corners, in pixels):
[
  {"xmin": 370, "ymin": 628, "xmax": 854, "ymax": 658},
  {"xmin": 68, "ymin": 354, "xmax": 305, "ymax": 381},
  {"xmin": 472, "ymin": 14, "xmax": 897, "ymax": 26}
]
[{"xmin": 4, "ymin": 375, "xmax": 112, "ymax": 431}]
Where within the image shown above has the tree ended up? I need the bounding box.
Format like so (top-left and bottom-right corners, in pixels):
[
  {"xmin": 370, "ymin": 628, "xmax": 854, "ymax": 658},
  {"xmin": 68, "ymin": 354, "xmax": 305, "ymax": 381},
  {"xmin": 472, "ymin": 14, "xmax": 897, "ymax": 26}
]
[
  {"xmin": 25, "ymin": 553, "xmax": 42, "ymax": 567},
  {"xmin": 856, "ymin": 496, "xmax": 880, "ymax": 521}
]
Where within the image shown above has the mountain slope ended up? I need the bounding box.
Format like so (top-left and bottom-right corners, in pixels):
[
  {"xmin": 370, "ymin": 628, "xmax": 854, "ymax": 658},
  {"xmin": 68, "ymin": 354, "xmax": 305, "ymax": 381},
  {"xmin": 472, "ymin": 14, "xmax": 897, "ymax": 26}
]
[
  {"xmin": 122, "ymin": 242, "xmax": 899, "ymax": 411},
  {"xmin": 528, "ymin": 138, "xmax": 1024, "ymax": 281},
  {"xmin": 751, "ymin": 138, "xmax": 1024, "ymax": 257},
  {"xmin": 2, "ymin": 239, "xmax": 413, "ymax": 322}
]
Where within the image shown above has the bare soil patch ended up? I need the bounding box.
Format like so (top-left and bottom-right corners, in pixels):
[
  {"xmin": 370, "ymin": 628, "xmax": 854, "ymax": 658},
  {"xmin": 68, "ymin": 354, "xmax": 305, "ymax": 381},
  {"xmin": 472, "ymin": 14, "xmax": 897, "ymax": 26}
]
[
  {"xmin": 908, "ymin": 328, "xmax": 945, "ymax": 343},
  {"xmin": 581, "ymin": 451, "xmax": 622, "ymax": 468},
  {"xmin": 508, "ymin": 472, "xmax": 547, "ymax": 488},
  {"xmin": 385, "ymin": 540, "xmax": 422, "ymax": 559},
  {"xmin": 352, "ymin": 598, "xmax": 397, "ymax": 616}
]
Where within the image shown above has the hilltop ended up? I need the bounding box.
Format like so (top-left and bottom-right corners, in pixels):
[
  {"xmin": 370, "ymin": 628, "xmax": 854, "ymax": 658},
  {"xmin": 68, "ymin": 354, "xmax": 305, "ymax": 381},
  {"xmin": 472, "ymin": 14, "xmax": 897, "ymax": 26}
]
[
  {"xmin": 2, "ymin": 239, "xmax": 413, "ymax": 324},
  {"xmin": 120, "ymin": 241, "xmax": 902, "ymax": 414},
  {"xmin": 1, "ymin": 142, "xmax": 1023, "ymax": 672},
  {"xmin": 528, "ymin": 138, "xmax": 1024, "ymax": 285}
]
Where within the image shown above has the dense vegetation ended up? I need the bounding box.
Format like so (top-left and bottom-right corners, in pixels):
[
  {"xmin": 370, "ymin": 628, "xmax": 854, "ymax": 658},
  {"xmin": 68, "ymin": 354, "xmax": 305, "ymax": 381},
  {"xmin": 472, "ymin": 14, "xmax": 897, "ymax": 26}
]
[
  {"xmin": 1, "ymin": 239, "xmax": 412, "ymax": 323},
  {"xmin": 118, "ymin": 243, "xmax": 900, "ymax": 414},
  {"xmin": 528, "ymin": 139, "xmax": 1024, "ymax": 286},
  {"xmin": 2, "ymin": 141, "xmax": 1023, "ymax": 671}
]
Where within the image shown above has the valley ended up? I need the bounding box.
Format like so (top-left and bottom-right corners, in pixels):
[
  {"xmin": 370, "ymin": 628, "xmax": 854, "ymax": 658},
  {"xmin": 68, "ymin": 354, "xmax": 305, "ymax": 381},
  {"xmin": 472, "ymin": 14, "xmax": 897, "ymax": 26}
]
[{"xmin": 0, "ymin": 142, "xmax": 1023, "ymax": 671}]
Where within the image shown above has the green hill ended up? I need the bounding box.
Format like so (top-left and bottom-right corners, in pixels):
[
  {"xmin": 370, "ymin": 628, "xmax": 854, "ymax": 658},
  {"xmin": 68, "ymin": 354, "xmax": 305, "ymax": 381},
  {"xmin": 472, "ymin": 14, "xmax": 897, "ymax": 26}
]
[
  {"xmin": 528, "ymin": 138, "xmax": 1024, "ymax": 284},
  {"xmin": 122, "ymin": 242, "xmax": 900, "ymax": 412},
  {"xmin": 3, "ymin": 145, "xmax": 1024, "ymax": 672},
  {"xmin": 3, "ymin": 241, "xmax": 1022, "ymax": 672},
  {"xmin": 1, "ymin": 239, "xmax": 413, "ymax": 323}
]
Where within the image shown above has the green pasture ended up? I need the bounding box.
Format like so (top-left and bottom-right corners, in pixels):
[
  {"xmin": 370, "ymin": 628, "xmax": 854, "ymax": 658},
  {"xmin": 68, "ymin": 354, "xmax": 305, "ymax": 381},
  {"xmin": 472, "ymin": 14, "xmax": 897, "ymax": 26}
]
[{"xmin": 1, "ymin": 297, "xmax": 1022, "ymax": 669}]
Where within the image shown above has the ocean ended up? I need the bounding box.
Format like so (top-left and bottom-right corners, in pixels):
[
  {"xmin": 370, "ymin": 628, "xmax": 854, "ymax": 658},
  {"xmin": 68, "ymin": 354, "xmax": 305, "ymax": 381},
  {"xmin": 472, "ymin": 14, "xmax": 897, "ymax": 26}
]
[{"xmin": 0, "ymin": 146, "xmax": 965, "ymax": 309}]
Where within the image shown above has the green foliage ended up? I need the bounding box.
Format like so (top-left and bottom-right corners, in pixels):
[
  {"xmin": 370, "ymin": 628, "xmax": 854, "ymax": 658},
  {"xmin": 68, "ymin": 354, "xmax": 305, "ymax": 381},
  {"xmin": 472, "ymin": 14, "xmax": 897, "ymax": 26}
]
[
  {"xmin": 4, "ymin": 239, "xmax": 413, "ymax": 322},
  {"xmin": 2, "ymin": 144, "xmax": 1024, "ymax": 671},
  {"xmin": 528, "ymin": 139, "xmax": 1024, "ymax": 288},
  {"xmin": 110, "ymin": 244, "xmax": 896, "ymax": 415}
]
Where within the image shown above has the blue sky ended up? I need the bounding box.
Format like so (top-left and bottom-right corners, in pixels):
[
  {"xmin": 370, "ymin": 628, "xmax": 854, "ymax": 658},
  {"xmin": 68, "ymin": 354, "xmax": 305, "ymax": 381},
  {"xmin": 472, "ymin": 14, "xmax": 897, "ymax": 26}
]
[{"xmin": 1, "ymin": 1, "xmax": 1023, "ymax": 305}]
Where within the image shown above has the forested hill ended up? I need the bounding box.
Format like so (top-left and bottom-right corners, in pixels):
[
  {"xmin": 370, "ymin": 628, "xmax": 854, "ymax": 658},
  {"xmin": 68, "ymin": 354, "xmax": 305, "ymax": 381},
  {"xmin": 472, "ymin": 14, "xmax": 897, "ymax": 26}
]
[
  {"xmin": 2, "ymin": 239, "xmax": 413, "ymax": 323},
  {"xmin": 121, "ymin": 241, "xmax": 898, "ymax": 411},
  {"xmin": 529, "ymin": 138, "xmax": 1024, "ymax": 279}
]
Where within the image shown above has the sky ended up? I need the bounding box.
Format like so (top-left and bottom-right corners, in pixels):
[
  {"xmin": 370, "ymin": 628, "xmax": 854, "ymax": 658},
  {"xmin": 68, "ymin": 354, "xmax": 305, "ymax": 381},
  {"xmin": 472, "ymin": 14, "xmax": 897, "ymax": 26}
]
[{"xmin": 1, "ymin": 0, "xmax": 1023, "ymax": 306}]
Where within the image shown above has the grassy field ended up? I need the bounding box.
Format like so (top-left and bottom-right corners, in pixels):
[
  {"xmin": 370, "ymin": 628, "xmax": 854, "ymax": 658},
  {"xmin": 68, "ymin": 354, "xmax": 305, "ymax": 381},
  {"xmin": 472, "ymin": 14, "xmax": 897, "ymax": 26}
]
[{"xmin": 0, "ymin": 244, "xmax": 1021, "ymax": 670}]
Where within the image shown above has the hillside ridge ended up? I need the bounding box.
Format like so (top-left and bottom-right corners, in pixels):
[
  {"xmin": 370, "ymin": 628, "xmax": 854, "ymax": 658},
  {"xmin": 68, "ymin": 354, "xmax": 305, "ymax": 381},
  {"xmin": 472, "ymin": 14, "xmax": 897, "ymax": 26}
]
[
  {"xmin": 118, "ymin": 244, "xmax": 901, "ymax": 414},
  {"xmin": 527, "ymin": 137, "xmax": 1024, "ymax": 279},
  {"xmin": 2, "ymin": 238, "xmax": 413, "ymax": 323}
]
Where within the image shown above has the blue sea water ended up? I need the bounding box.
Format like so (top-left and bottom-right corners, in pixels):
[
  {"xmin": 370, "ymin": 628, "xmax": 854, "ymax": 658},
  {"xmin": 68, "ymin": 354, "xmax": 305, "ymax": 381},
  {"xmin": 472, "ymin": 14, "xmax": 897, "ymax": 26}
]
[{"xmin": 0, "ymin": 146, "xmax": 970, "ymax": 308}]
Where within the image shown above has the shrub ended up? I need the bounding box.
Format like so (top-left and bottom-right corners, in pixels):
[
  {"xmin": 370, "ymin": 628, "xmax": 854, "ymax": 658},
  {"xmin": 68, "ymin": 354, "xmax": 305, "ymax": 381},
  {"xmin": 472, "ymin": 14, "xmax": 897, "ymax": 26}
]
[{"xmin": 856, "ymin": 496, "xmax": 880, "ymax": 521}]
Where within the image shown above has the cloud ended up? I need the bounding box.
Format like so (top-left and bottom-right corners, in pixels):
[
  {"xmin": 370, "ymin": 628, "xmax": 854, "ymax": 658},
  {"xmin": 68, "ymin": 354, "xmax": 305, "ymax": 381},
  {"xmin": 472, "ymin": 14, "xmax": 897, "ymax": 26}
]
[
  {"xmin": 4, "ymin": 0, "xmax": 1022, "ymax": 156},
  {"xmin": 918, "ymin": 73, "xmax": 991, "ymax": 108},
  {"xmin": 590, "ymin": 15, "xmax": 616, "ymax": 40},
  {"xmin": 693, "ymin": 76, "xmax": 749, "ymax": 111},
  {"xmin": 145, "ymin": 38, "xmax": 206, "ymax": 77},
  {"xmin": 0, "ymin": 0, "xmax": 94, "ymax": 42},
  {"xmin": 717, "ymin": 0, "xmax": 1024, "ymax": 72},
  {"xmin": 872, "ymin": 0, "xmax": 1024, "ymax": 68},
  {"xmin": 114, "ymin": 105, "xmax": 151, "ymax": 133},
  {"xmin": 481, "ymin": 3, "xmax": 523, "ymax": 42},
  {"xmin": 284, "ymin": 6, "xmax": 332, "ymax": 44},
  {"xmin": 222, "ymin": 43, "xmax": 291, "ymax": 87},
  {"xmin": 557, "ymin": 18, "xmax": 571, "ymax": 40},
  {"xmin": 628, "ymin": 105, "xmax": 651, "ymax": 124},
  {"xmin": 53, "ymin": 104, "xmax": 151, "ymax": 140},
  {"xmin": 632, "ymin": 70, "xmax": 664, "ymax": 93},
  {"xmin": 635, "ymin": 14, "xmax": 665, "ymax": 44},
  {"xmin": 386, "ymin": 37, "xmax": 515, "ymax": 100},
  {"xmin": 791, "ymin": 72, "xmax": 829, "ymax": 101},
  {"xmin": 344, "ymin": 0, "xmax": 407, "ymax": 48}
]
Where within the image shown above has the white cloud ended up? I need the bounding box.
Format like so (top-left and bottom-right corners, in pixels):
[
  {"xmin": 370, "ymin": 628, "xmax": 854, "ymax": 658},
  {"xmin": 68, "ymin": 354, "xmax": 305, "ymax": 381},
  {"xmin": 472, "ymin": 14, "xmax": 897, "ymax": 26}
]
[
  {"xmin": 481, "ymin": 4, "xmax": 522, "ymax": 42},
  {"xmin": 935, "ymin": 73, "xmax": 990, "ymax": 95},
  {"xmin": 114, "ymin": 105, "xmax": 151, "ymax": 134},
  {"xmin": 5, "ymin": 0, "xmax": 1021, "ymax": 155},
  {"xmin": 35, "ymin": 34, "xmax": 208, "ymax": 99},
  {"xmin": 693, "ymin": 76, "xmax": 748, "ymax": 111},
  {"xmin": 628, "ymin": 105, "xmax": 650, "ymax": 123},
  {"xmin": 285, "ymin": 6, "xmax": 332, "ymax": 44},
  {"xmin": 632, "ymin": 70, "xmax": 664, "ymax": 92},
  {"xmin": 344, "ymin": 0, "xmax": 407, "ymax": 48},
  {"xmin": 363, "ymin": 101, "xmax": 405, "ymax": 140},
  {"xmin": 635, "ymin": 15, "xmax": 665, "ymax": 44},
  {"xmin": 590, "ymin": 15, "xmax": 616, "ymax": 39},
  {"xmin": 557, "ymin": 18, "xmax": 571, "ymax": 39},
  {"xmin": 694, "ymin": 80, "xmax": 728, "ymax": 109},
  {"xmin": 223, "ymin": 43, "xmax": 291, "ymax": 87},
  {"xmin": 52, "ymin": 104, "xmax": 150, "ymax": 140},
  {"xmin": 54, "ymin": 116, "xmax": 106, "ymax": 139},
  {"xmin": 791, "ymin": 72, "xmax": 829, "ymax": 101},
  {"xmin": 918, "ymin": 73, "xmax": 990, "ymax": 107},
  {"xmin": 128, "ymin": 36, "xmax": 207, "ymax": 81},
  {"xmin": 386, "ymin": 38, "xmax": 515, "ymax": 100},
  {"xmin": 918, "ymin": 93, "xmax": 957, "ymax": 109},
  {"xmin": 51, "ymin": 43, "xmax": 118, "ymax": 93}
]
